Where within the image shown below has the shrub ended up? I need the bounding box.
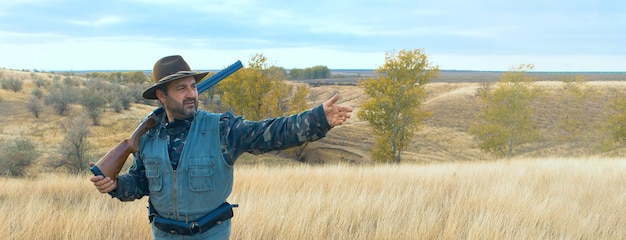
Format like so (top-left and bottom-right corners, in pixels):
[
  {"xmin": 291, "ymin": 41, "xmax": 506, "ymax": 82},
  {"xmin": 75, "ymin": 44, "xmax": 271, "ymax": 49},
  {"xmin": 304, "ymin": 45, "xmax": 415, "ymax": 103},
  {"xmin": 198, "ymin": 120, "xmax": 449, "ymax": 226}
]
[
  {"xmin": 0, "ymin": 136, "xmax": 39, "ymax": 177},
  {"xmin": 1, "ymin": 78, "xmax": 23, "ymax": 92},
  {"xmin": 44, "ymin": 84, "xmax": 78, "ymax": 115},
  {"xmin": 27, "ymin": 96, "xmax": 45, "ymax": 118},
  {"xmin": 31, "ymin": 87, "xmax": 44, "ymax": 99},
  {"xmin": 48, "ymin": 112, "xmax": 92, "ymax": 174},
  {"xmin": 34, "ymin": 78, "xmax": 46, "ymax": 88}
]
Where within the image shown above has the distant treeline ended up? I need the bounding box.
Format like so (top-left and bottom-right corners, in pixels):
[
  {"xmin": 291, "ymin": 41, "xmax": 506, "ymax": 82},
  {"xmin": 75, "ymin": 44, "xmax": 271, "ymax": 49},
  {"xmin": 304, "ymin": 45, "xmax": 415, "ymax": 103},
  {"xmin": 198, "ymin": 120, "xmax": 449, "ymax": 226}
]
[
  {"xmin": 77, "ymin": 65, "xmax": 332, "ymax": 84},
  {"xmin": 288, "ymin": 65, "xmax": 331, "ymax": 80},
  {"xmin": 83, "ymin": 71, "xmax": 149, "ymax": 84}
]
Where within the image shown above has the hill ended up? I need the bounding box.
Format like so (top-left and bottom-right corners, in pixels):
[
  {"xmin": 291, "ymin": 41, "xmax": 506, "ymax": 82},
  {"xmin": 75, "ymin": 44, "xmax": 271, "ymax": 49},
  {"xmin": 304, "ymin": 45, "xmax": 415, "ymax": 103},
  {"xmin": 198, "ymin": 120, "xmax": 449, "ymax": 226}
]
[
  {"xmin": 2, "ymin": 68, "xmax": 626, "ymax": 173},
  {"xmin": 298, "ymin": 69, "xmax": 626, "ymax": 85}
]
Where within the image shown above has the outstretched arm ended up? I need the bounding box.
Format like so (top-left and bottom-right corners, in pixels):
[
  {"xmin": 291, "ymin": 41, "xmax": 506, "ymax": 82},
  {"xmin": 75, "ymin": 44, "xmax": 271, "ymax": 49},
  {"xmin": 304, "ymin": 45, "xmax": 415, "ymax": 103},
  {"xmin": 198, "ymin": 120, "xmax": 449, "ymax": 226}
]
[
  {"xmin": 323, "ymin": 94, "xmax": 353, "ymax": 127},
  {"xmin": 221, "ymin": 94, "xmax": 353, "ymax": 163}
]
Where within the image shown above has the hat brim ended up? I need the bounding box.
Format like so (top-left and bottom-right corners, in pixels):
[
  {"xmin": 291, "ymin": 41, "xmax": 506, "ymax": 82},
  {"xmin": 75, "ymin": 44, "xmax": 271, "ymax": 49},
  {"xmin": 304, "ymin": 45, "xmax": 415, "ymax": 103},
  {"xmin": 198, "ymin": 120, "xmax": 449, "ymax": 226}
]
[{"xmin": 142, "ymin": 71, "xmax": 209, "ymax": 99}]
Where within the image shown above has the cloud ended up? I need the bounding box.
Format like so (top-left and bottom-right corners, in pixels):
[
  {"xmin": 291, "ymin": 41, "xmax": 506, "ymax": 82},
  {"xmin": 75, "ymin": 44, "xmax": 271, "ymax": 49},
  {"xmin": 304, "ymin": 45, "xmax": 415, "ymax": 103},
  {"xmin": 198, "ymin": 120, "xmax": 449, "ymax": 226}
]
[
  {"xmin": 0, "ymin": 0, "xmax": 624, "ymax": 71},
  {"xmin": 67, "ymin": 16, "xmax": 124, "ymax": 27},
  {"xmin": 0, "ymin": 30, "xmax": 69, "ymax": 44}
]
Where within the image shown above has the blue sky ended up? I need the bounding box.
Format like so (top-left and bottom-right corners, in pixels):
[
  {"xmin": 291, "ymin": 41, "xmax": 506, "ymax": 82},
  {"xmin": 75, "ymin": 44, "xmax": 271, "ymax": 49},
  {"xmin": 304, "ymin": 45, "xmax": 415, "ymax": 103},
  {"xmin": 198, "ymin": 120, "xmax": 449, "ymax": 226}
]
[{"xmin": 0, "ymin": 0, "xmax": 624, "ymax": 71}]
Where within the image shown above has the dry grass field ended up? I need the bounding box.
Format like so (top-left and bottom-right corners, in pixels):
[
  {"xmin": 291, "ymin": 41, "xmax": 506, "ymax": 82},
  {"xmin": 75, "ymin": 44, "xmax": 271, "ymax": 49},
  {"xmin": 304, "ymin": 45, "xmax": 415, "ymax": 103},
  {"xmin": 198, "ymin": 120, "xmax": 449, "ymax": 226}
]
[{"xmin": 1, "ymin": 158, "xmax": 624, "ymax": 239}]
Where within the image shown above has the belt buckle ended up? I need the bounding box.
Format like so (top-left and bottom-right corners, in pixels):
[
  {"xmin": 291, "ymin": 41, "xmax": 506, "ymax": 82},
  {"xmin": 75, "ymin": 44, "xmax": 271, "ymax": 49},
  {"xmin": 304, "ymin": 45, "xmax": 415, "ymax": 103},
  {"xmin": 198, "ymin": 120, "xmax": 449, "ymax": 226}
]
[{"xmin": 190, "ymin": 222, "xmax": 200, "ymax": 234}]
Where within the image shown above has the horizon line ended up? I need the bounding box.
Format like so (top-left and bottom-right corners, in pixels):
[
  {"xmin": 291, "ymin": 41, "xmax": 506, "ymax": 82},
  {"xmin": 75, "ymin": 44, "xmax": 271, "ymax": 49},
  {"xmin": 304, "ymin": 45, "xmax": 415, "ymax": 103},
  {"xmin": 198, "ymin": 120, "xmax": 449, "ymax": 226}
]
[{"xmin": 6, "ymin": 68, "xmax": 626, "ymax": 74}]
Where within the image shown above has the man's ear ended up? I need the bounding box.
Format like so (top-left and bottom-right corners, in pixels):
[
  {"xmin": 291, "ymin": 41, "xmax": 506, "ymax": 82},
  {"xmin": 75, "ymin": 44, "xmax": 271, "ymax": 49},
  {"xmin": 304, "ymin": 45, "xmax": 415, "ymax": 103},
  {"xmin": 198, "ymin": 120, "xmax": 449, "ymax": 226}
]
[{"xmin": 156, "ymin": 89, "xmax": 166, "ymax": 103}]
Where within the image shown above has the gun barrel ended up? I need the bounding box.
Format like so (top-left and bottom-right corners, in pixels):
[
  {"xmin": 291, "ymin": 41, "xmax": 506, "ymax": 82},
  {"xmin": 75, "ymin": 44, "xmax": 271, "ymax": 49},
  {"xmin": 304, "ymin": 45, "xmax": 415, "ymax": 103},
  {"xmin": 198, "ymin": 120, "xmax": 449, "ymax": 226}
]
[{"xmin": 197, "ymin": 60, "xmax": 243, "ymax": 93}]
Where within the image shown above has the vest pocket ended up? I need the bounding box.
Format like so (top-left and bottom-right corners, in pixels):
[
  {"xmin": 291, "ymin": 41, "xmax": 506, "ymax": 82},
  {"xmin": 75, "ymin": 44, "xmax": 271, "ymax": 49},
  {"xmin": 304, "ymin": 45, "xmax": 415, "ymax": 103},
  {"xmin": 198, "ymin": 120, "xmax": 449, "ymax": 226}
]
[
  {"xmin": 144, "ymin": 159, "xmax": 163, "ymax": 192},
  {"xmin": 188, "ymin": 157, "xmax": 214, "ymax": 192}
]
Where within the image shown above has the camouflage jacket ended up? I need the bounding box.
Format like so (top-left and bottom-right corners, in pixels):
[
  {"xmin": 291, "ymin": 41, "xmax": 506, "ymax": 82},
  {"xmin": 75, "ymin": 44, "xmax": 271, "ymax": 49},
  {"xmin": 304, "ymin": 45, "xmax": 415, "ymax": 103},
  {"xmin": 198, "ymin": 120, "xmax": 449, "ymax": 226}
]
[{"xmin": 109, "ymin": 105, "xmax": 331, "ymax": 201}]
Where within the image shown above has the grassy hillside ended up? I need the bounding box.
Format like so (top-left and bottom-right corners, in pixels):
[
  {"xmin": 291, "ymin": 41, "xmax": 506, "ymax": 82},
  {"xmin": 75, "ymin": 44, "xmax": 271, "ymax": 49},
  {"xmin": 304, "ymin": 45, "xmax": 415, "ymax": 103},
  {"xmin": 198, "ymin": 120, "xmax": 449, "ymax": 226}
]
[{"xmin": 1, "ymin": 68, "xmax": 626, "ymax": 174}]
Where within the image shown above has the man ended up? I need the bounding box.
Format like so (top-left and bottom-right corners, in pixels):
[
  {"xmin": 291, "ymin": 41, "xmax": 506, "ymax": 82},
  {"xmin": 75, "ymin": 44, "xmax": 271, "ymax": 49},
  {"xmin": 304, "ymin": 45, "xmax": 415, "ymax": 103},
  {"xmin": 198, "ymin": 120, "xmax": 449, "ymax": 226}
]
[{"xmin": 90, "ymin": 55, "xmax": 352, "ymax": 239}]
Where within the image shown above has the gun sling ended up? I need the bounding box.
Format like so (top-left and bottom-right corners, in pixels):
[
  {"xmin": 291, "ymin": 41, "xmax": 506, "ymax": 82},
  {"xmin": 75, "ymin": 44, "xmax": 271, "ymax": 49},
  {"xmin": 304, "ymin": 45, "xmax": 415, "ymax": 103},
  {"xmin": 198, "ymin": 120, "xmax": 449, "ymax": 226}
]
[{"xmin": 151, "ymin": 202, "xmax": 236, "ymax": 235}]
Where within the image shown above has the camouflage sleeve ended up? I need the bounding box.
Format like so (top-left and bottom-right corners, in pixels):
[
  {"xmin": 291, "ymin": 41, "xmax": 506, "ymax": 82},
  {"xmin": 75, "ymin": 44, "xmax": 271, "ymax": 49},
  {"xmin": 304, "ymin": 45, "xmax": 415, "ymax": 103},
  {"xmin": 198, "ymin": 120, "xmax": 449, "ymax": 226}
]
[
  {"xmin": 107, "ymin": 152, "xmax": 150, "ymax": 201},
  {"xmin": 220, "ymin": 105, "xmax": 331, "ymax": 164}
]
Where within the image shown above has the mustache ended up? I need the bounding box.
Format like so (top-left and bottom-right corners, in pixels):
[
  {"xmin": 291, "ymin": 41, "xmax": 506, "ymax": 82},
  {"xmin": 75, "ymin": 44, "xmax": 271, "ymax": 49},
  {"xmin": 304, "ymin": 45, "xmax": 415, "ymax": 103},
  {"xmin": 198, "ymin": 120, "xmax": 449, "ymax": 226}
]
[{"xmin": 183, "ymin": 98, "xmax": 196, "ymax": 105}]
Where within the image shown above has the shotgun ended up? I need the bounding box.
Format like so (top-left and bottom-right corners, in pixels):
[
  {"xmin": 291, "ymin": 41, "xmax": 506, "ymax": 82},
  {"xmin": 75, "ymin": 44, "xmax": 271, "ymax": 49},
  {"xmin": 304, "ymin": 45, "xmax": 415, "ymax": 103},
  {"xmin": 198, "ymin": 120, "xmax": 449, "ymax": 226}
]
[{"xmin": 90, "ymin": 60, "xmax": 243, "ymax": 179}]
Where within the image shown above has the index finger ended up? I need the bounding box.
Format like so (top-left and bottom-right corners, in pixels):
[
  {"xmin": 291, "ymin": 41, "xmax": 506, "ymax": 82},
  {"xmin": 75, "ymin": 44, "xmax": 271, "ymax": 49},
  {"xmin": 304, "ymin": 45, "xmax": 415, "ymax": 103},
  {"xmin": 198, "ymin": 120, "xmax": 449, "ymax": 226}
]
[{"xmin": 90, "ymin": 175, "xmax": 105, "ymax": 183}]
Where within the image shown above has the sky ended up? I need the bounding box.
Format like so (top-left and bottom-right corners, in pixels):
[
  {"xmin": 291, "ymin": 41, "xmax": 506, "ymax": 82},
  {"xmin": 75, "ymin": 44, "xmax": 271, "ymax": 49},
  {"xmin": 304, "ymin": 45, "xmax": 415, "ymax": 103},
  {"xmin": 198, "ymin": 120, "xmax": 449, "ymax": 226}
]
[{"xmin": 0, "ymin": 0, "xmax": 624, "ymax": 72}]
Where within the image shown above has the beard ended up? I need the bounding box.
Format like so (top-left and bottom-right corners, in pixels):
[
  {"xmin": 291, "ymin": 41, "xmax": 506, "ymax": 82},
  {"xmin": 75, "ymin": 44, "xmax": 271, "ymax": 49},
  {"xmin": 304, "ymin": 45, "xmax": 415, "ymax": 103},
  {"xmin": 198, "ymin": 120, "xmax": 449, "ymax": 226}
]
[
  {"xmin": 181, "ymin": 98, "xmax": 198, "ymax": 117},
  {"xmin": 167, "ymin": 97, "xmax": 197, "ymax": 120}
]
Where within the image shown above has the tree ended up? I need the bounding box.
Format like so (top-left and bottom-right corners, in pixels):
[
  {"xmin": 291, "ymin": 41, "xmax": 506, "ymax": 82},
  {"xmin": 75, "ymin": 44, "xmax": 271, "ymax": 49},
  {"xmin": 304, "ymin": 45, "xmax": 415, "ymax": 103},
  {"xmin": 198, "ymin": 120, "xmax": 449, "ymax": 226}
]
[
  {"xmin": 289, "ymin": 68, "xmax": 305, "ymax": 80},
  {"xmin": 289, "ymin": 84, "xmax": 310, "ymax": 114},
  {"xmin": 306, "ymin": 66, "xmax": 331, "ymax": 79},
  {"xmin": 124, "ymin": 71, "xmax": 150, "ymax": 84},
  {"xmin": 358, "ymin": 49, "xmax": 439, "ymax": 163},
  {"xmin": 470, "ymin": 64, "xmax": 542, "ymax": 157},
  {"xmin": 49, "ymin": 112, "xmax": 92, "ymax": 174},
  {"xmin": 220, "ymin": 54, "xmax": 269, "ymax": 120},
  {"xmin": 608, "ymin": 90, "xmax": 626, "ymax": 143},
  {"xmin": 264, "ymin": 79, "xmax": 292, "ymax": 117},
  {"xmin": 288, "ymin": 66, "xmax": 331, "ymax": 80},
  {"xmin": 268, "ymin": 66, "xmax": 288, "ymax": 80},
  {"xmin": 556, "ymin": 75, "xmax": 599, "ymax": 145},
  {"xmin": 199, "ymin": 73, "xmax": 229, "ymax": 112},
  {"xmin": 221, "ymin": 53, "xmax": 304, "ymax": 120},
  {"xmin": 218, "ymin": 54, "xmax": 318, "ymax": 162}
]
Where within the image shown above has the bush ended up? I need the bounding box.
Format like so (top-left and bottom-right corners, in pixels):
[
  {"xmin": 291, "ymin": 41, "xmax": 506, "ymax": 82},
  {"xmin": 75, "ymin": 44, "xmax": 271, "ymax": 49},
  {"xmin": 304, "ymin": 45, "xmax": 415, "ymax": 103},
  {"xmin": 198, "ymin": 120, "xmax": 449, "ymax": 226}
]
[
  {"xmin": 31, "ymin": 87, "xmax": 44, "ymax": 99},
  {"xmin": 110, "ymin": 98, "xmax": 123, "ymax": 113},
  {"xmin": 0, "ymin": 136, "xmax": 39, "ymax": 177},
  {"xmin": 127, "ymin": 83, "xmax": 149, "ymax": 104},
  {"xmin": 1, "ymin": 77, "xmax": 23, "ymax": 92},
  {"xmin": 34, "ymin": 78, "xmax": 47, "ymax": 88},
  {"xmin": 80, "ymin": 87, "xmax": 107, "ymax": 125},
  {"xmin": 44, "ymin": 84, "xmax": 78, "ymax": 115},
  {"xmin": 27, "ymin": 96, "xmax": 45, "ymax": 118},
  {"xmin": 48, "ymin": 112, "xmax": 92, "ymax": 174}
]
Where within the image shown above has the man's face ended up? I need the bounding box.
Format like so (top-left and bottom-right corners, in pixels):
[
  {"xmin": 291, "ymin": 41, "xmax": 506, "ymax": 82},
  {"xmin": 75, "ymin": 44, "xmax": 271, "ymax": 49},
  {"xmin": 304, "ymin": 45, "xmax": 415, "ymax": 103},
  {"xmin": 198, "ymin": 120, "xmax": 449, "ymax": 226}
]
[{"xmin": 157, "ymin": 76, "xmax": 198, "ymax": 121}]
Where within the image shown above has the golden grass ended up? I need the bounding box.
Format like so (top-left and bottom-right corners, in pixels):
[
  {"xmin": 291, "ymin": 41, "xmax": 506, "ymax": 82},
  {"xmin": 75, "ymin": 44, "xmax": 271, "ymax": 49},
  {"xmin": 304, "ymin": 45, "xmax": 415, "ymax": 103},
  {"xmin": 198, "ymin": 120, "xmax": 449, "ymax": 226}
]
[
  {"xmin": 2, "ymin": 157, "xmax": 624, "ymax": 239},
  {"xmin": 0, "ymin": 174, "xmax": 150, "ymax": 239}
]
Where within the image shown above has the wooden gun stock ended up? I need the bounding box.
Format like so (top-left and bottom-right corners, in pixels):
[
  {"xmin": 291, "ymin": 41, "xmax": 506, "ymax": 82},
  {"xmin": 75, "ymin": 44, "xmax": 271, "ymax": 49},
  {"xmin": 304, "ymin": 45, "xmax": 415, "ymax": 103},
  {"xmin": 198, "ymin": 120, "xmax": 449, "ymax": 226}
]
[
  {"xmin": 90, "ymin": 60, "xmax": 243, "ymax": 180},
  {"xmin": 90, "ymin": 110, "xmax": 160, "ymax": 180}
]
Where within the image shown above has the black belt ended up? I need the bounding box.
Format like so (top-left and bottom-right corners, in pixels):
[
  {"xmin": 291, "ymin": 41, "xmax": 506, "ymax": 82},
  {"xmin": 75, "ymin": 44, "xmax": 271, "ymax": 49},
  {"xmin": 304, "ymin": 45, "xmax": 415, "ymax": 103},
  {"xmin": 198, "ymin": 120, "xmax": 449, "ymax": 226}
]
[{"xmin": 152, "ymin": 202, "xmax": 237, "ymax": 235}]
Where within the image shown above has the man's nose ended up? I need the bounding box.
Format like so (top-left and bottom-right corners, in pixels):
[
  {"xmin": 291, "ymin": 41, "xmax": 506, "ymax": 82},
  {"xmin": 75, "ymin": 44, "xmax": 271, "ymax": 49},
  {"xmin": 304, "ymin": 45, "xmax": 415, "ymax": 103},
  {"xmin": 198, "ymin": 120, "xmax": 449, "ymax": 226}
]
[{"xmin": 186, "ymin": 87, "xmax": 198, "ymax": 97}]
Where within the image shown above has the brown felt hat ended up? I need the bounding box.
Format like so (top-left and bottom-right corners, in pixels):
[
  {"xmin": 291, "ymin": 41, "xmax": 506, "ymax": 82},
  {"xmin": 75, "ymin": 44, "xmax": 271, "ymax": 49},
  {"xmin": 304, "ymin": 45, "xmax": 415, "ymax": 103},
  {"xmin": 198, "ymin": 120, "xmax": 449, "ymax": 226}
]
[{"xmin": 142, "ymin": 55, "xmax": 209, "ymax": 99}]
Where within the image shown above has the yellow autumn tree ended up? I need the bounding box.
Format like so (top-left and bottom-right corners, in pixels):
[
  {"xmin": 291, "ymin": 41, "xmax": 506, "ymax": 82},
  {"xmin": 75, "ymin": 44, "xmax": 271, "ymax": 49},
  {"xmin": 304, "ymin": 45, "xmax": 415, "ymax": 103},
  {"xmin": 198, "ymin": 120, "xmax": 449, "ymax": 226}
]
[
  {"xmin": 220, "ymin": 53, "xmax": 310, "ymax": 120},
  {"xmin": 557, "ymin": 75, "xmax": 599, "ymax": 145},
  {"xmin": 358, "ymin": 49, "xmax": 439, "ymax": 163},
  {"xmin": 470, "ymin": 64, "xmax": 542, "ymax": 157},
  {"xmin": 289, "ymin": 84, "xmax": 310, "ymax": 115},
  {"xmin": 608, "ymin": 91, "xmax": 626, "ymax": 143}
]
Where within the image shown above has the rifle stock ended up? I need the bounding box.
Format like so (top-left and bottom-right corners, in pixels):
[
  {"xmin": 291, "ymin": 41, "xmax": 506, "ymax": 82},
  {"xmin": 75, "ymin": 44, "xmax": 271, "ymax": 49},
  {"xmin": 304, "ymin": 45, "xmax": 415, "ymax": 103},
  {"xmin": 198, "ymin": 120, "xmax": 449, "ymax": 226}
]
[
  {"xmin": 90, "ymin": 109, "xmax": 161, "ymax": 179},
  {"xmin": 90, "ymin": 60, "xmax": 243, "ymax": 179}
]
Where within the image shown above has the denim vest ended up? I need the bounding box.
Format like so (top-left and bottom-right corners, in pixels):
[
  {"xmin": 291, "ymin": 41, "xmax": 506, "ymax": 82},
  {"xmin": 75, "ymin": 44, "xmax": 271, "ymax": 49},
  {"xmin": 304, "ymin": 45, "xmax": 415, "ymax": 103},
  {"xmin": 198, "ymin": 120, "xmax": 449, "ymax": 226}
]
[{"xmin": 140, "ymin": 111, "xmax": 233, "ymax": 222}]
